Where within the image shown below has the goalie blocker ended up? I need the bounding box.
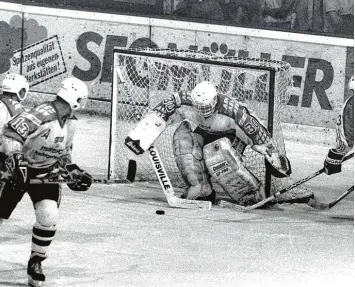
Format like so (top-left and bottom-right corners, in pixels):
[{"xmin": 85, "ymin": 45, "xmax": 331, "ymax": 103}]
[{"xmin": 125, "ymin": 112, "xmax": 167, "ymax": 155}]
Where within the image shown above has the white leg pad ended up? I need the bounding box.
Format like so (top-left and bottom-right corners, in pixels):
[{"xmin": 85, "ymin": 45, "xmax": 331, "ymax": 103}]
[
  {"xmin": 173, "ymin": 121, "xmax": 212, "ymax": 199},
  {"xmin": 203, "ymin": 138, "xmax": 262, "ymax": 204}
]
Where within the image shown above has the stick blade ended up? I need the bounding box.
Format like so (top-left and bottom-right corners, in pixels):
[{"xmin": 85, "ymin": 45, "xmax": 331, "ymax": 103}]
[
  {"xmin": 216, "ymin": 200, "xmax": 248, "ymax": 212},
  {"xmin": 126, "ymin": 159, "xmax": 137, "ymax": 183},
  {"xmin": 169, "ymin": 197, "xmax": 212, "ymax": 210}
]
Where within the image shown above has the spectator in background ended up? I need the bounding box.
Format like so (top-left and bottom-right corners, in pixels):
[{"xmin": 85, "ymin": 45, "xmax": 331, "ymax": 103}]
[
  {"xmin": 323, "ymin": 0, "xmax": 354, "ymax": 37},
  {"xmin": 223, "ymin": 0, "xmax": 264, "ymax": 26},
  {"xmin": 172, "ymin": 0, "xmax": 224, "ymax": 22},
  {"xmin": 261, "ymin": 0, "xmax": 310, "ymax": 31}
]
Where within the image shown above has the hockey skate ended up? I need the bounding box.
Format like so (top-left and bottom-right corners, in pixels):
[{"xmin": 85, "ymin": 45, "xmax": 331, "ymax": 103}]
[
  {"xmin": 27, "ymin": 253, "xmax": 46, "ymax": 287},
  {"xmin": 195, "ymin": 189, "xmax": 217, "ymax": 204}
]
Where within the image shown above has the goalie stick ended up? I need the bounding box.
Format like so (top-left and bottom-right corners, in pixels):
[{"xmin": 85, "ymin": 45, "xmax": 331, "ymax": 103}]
[
  {"xmin": 217, "ymin": 152, "xmax": 354, "ymax": 212},
  {"xmin": 116, "ymin": 66, "xmax": 211, "ymax": 210},
  {"xmin": 147, "ymin": 145, "xmax": 211, "ymax": 210},
  {"xmin": 243, "ymin": 152, "xmax": 354, "ymax": 212}
]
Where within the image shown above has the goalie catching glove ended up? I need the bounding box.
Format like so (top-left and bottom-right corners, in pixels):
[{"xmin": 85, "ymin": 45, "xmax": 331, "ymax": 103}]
[
  {"xmin": 252, "ymin": 143, "xmax": 292, "ymax": 178},
  {"xmin": 61, "ymin": 163, "xmax": 93, "ymax": 191}
]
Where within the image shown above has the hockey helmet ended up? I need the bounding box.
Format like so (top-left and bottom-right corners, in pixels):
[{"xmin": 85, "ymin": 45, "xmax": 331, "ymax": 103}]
[
  {"xmin": 2, "ymin": 73, "xmax": 29, "ymax": 101},
  {"xmin": 191, "ymin": 81, "xmax": 217, "ymax": 118},
  {"xmin": 349, "ymin": 75, "xmax": 354, "ymax": 91},
  {"xmin": 57, "ymin": 77, "xmax": 88, "ymax": 111}
]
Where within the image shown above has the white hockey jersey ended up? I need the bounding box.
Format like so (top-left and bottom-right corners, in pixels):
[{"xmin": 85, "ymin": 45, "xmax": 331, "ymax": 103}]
[
  {"xmin": 1, "ymin": 100, "xmax": 76, "ymax": 169},
  {"xmin": 152, "ymin": 91, "xmax": 271, "ymax": 153}
]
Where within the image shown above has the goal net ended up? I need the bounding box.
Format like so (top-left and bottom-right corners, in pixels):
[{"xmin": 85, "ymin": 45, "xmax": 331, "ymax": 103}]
[{"xmin": 110, "ymin": 48, "xmax": 293, "ymax": 197}]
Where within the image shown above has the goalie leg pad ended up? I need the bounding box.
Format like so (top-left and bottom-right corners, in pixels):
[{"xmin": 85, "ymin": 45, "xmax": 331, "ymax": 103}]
[
  {"xmin": 173, "ymin": 121, "xmax": 212, "ymax": 199},
  {"xmin": 203, "ymin": 138, "xmax": 262, "ymax": 205}
]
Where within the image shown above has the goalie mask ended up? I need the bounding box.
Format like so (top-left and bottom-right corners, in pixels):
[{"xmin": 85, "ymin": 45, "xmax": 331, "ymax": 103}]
[
  {"xmin": 1, "ymin": 73, "xmax": 29, "ymax": 101},
  {"xmin": 191, "ymin": 81, "xmax": 217, "ymax": 118},
  {"xmin": 57, "ymin": 77, "xmax": 88, "ymax": 111}
]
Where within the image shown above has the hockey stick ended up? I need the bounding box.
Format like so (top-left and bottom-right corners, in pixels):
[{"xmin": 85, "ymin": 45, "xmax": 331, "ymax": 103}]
[
  {"xmin": 116, "ymin": 66, "xmax": 211, "ymax": 210},
  {"xmin": 30, "ymin": 159, "xmax": 137, "ymax": 185},
  {"xmin": 126, "ymin": 159, "xmax": 137, "ymax": 183},
  {"xmin": 216, "ymin": 199, "xmax": 249, "ymax": 212},
  {"xmin": 307, "ymin": 186, "xmax": 354, "ymax": 210},
  {"xmin": 244, "ymin": 152, "xmax": 354, "ymax": 212},
  {"xmin": 147, "ymin": 145, "xmax": 211, "ymax": 210}
]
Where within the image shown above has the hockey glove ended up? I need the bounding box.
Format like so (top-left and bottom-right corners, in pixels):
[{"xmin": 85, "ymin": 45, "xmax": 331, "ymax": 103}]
[
  {"xmin": 264, "ymin": 154, "xmax": 292, "ymax": 178},
  {"xmin": 4, "ymin": 153, "xmax": 28, "ymax": 187},
  {"xmin": 324, "ymin": 148, "xmax": 344, "ymax": 175},
  {"xmin": 253, "ymin": 143, "xmax": 292, "ymax": 178},
  {"xmin": 62, "ymin": 163, "xmax": 92, "ymax": 191}
]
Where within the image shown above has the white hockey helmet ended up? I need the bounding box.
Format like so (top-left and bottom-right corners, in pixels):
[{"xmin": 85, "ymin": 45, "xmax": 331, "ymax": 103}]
[
  {"xmin": 2, "ymin": 73, "xmax": 29, "ymax": 101},
  {"xmin": 191, "ymin": 81, "xmax": 218, "ymax": 118},
  {"xmin": 348, "ymin": 75, "xmax": 354, "ymax": 91},
  {"xmin": 57, "ymin": 77, "xmax": 88, "ymax": 111}
]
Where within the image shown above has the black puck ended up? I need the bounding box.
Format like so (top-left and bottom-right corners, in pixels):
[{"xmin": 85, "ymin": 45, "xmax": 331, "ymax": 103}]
[{"xmin": 156, "ymin": 210, "xmax": 165, "ymax": 215}]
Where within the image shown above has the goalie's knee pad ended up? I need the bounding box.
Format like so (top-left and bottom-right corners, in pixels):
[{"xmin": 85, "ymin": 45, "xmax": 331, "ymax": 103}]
[
  {"xmin": 203, "ymin": 137, "xmax": 262, "ymax": 203},
  {"xmin": 35, "ymin": 200, "xmax": 59, "ymax": 227},
  {"xmin": 173, "ymin": 121, "xmax": 212, "ymax": 198}
]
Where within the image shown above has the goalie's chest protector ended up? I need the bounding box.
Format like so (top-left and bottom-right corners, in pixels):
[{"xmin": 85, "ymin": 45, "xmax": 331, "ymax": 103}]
[{"xmin": 180, "ymin": 96, "xmax": 253, "ymax": 145}]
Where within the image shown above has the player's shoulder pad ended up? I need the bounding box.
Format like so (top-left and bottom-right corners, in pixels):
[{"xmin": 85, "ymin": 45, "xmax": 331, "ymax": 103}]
[
  {"xmin": 5, "ymin": 102, "xmax": 56, "ymax": 143},
  {"xmin": 179, "ymin": 90, "xmax": 193, "ymax": 107},
  {"xmin": 215, "ymin": 94, "xmax": 239, "ymax": 118},
  {"xmin": 0, "ymin": 97, "xmax": 24, "ymax": 117},
  {"xmin": 30, "ymin": 101, "xmax": 58, "ymax": 124}
]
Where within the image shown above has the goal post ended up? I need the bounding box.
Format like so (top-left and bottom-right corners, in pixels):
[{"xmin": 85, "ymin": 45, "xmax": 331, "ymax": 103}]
[{"xmin": 109, "ymin": 48, "xmax": 293, "ymax": 197}]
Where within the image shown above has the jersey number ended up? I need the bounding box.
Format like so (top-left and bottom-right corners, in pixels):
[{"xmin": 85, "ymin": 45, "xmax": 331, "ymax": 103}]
[
  {"xmin": 336, "ymin": 114, "xmax": 342, "ymax": 126},
  {"xmin": 11, "ymin": 117, "xmax": 29, "ymax": 137}
]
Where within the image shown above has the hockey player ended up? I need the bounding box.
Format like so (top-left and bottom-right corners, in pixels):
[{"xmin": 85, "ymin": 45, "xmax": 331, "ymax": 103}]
[
  {"xmin": 0, "ymin": 73, "xmax": 28, "ymax": 142},
  {"xmin": 0, "ymin": 77, "xmax": 93, "ymax": 287},
  {"xmin": 125, "ymin": 81, "xmax": 311, "ymax": 205},
  {"xmin": 324, "ymin": 75, "xmax": 354, "ymax": 175},
  {"xmin": 0, "ymin": 73, "xmax": 28, "ymax": 223}
]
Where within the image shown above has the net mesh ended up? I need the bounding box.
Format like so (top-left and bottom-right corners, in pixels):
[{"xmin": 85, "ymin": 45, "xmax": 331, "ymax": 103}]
[{"xmin": 110, "ymin": 48, "xmax": 295, "ymax": 196}]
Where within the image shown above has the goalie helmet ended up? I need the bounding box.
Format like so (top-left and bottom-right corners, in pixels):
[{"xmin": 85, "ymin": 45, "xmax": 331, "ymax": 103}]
[
  {"xmin": 1, "ymin": 73, "xmax": 29, "ymax": 101},
  {"xmin": 349, "ymin": 75, "xmax": 354, "ymax": 91},
  {"xmin": 191, "ymin": 81, "xmax": 217, "ymax": 118},
  {"xmin": 57, "ymin": 77, "xmax": 88, "ymax": 111}
]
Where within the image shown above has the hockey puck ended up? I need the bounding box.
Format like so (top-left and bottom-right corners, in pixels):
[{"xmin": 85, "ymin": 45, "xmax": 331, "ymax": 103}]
[{"xmin": 156, "ymin": 210, "xmax": 165, "ymax": 215}]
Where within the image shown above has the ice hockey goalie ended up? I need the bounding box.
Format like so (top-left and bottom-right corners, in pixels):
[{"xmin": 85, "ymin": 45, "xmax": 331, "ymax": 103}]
[{"xmin": 125, "ymin": 81, "xmax": 299, "ymax": 206}]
